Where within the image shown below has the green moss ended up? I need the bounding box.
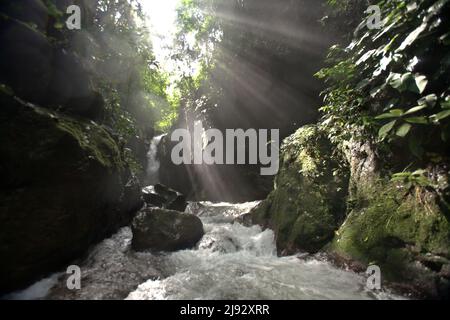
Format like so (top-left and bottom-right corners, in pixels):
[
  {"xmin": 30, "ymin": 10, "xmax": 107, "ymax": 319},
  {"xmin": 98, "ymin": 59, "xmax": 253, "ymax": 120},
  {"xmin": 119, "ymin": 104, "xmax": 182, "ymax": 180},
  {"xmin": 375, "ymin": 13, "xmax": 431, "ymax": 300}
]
[
  {"xmin": 330, "ymin": 182, "xmax": 450, "ymax": 280},
  {"xmin": 0, "ymin": 93, "xmax": 141, "ymax": 293},
  {"xmin": 251, "ymin": 125, "xmax": 349, "ymax": 253},
  {"xmin": 31, "ymin": 105, "xmax": 124, "ymax": 171},
  {"xmin": 57, "ymin": 117, "xmax": 123, "ymax": 170}
]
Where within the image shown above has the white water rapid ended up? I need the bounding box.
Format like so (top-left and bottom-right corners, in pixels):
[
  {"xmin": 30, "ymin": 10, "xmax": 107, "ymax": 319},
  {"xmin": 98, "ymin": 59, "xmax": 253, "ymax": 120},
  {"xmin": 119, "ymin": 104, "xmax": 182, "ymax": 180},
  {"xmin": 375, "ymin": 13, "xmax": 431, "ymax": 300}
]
[
  {"xmin": 5, "ymin": 202, "xmax": 405, "ymax": 300},
  {"xmin": 126, "ymin": 202, "xmax": 403, "ymax": 300}
]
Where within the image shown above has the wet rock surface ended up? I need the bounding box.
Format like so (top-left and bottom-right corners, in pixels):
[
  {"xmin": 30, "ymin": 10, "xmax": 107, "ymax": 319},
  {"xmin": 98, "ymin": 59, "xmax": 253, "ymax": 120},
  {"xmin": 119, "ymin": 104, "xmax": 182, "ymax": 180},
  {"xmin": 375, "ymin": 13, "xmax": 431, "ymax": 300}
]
[
  {"xmin": 131, "ymin": 207, "xmax": 204, "ymax": 252},
  {"xmin": 142, "ymin": 184, "xmax": 188, "ymax": 212},
  {"xmin": 0, "ymin": 94, "xmax": 142, "ymax": 294},
  {"xmin": 249, "ymin": 124, "xmax": 450, "ymax": 299},
  {"xmin": 250, "ymin": 125, "xmax": 349, "ymax": 253}
]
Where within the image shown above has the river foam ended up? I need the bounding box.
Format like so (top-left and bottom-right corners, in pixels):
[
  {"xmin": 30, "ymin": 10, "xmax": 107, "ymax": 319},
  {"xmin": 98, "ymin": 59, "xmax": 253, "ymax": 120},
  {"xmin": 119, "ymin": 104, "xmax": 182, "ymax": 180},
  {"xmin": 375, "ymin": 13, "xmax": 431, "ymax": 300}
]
[
  {"xmin": 6, "ymin": 202, "xmax": 405, "ymax": 300},
  {"xmin": 127, "ymin": 202, "xmax": 404, "ymax": 300}
]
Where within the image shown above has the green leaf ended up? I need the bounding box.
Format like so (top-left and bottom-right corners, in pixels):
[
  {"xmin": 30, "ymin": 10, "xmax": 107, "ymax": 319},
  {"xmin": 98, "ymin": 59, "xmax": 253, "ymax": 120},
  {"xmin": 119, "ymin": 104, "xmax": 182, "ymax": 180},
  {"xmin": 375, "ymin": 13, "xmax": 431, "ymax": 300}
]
[
  {"xmin": 356, "ymin": 49, "xmax": 377, "ymax": 65},
  {"xmin": 411, "ymin": 169, "xmax": 426, "ymax": 176},
  {"xmin": 390, "ymin": 109, "xmax": 404, "ymax": 117},
  {"xmin": 376, "ymin": 113, "xmax": 398, "ymax": 120},
  {"xmin": 391, "ymin": 172, "xmax": 411, "ymax": 181},
  {"xmin": 54, "ymin": 22, "xmax": 64, "ymax": 29},
  {"xmin": 414, "ymin": 74, "xmax": 428, "ymax": 94},
  {"xmin": 396, "ymin": 23, "xmax": 427, "ymax": 52},
  {"xmin": 406, "ymin": 116, "xmax": 428, "ymax": 124},
  {"xmin": 388, "ymin": 72, "xmax": 427, "ymax": 94},
  {"xmin": 418, "ymin": 94, "xmax": 438, "ymax": 107},
  {"xmin": 440, "ymin": 32, "xmax": 450, "ymax": 45},
  {"xmin": 370, "ymin": 84, "xmax": 386, "ymax": 97},
  {"xmin": 434, "ymin": 110, "xmax": 450, "ymax": 121},
  {"xmin": 396, "ymin": 123, "xmax": 412, "ymax": 137},
  {"xmin": 375, "ymin": 109, "xmax": 404, "ymax": 119},
  {"xmin": 356, "ymin": 79, "xmax": 370, "ymax": 90},
  {"xmin": 441, "ymin": 96, "xmax": 450, "ymax": 109},
  {"xmin": 388, "ymin": 72, "xmax": 403, "ymax": 89},
  {"xmin": 404, "ymin": 105, "xmax": 427, "ymax": 115},
  {"xmin": 0, "ymin": 84, "xmax": 13, "ymax": 96},
  {"xmin": 378, "ymin": 120, "xmax": 397, "ymax": 139}
]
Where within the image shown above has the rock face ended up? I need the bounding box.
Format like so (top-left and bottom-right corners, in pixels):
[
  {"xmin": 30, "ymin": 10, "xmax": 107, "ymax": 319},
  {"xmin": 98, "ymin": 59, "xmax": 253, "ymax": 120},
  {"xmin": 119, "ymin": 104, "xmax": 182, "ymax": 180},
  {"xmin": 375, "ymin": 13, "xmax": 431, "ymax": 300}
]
[
  {"xmin": 142, "ymin": 184, "xmax": 187, "ymax": 212},
  {"xmin": 250, "ymin": 125, "xmax": 349, "ymax": 253},
  {"xmin": 328, "ymin": 141, "xmax": 450, "ymax": 298},
  {"xmin": 329, "ymin": 181, "xmax": 450, "ymax": 298},
  {"xmin": 0, "ymin": 93, "xmax": 143, "ymax": 294},
  {"xmin": 131, "ymin": 207, "xmax": 204, "ymax": 252},
  {"xmin": 250, "ymin": 123, "xmax": 450, "ymax": 298}
]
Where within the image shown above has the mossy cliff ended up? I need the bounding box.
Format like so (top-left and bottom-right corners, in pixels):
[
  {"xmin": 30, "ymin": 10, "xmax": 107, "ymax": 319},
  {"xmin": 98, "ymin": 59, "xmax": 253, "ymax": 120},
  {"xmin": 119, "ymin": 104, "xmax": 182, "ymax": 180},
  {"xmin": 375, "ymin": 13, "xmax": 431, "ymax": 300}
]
[
  {"xmin": 251, "ymin": 125, "xmax": 349, "ymax": 253},
  {"xmin": 250, "ymin": 124, "xmax": 450, "ymax": 298},
  {"xmin": 0, "ymin": 1, "xmax": 149, "ymax": 294},
  {"xmin": 329, "ymin": 180, "xmax": 450, "ymax": 298},
  {"xmin": 0, "ymin": 93, "xmax": 142, "ymax": 294}
]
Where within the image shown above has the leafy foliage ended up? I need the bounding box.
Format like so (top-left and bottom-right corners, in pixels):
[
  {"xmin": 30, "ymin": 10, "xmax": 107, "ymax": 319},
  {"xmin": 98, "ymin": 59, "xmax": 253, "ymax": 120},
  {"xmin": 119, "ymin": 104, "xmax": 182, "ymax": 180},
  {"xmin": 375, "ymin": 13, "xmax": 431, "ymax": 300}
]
[
  {"xmin": 43, "ymin": 0, "xmax": 175, "ymax": 138},
  {"xmin": 391, "ymin": 169, "xmax": 434, "ymax": 189},
  {"xmin": 316, "ymin": 0, "xmax": 450, "ymax": 167}
]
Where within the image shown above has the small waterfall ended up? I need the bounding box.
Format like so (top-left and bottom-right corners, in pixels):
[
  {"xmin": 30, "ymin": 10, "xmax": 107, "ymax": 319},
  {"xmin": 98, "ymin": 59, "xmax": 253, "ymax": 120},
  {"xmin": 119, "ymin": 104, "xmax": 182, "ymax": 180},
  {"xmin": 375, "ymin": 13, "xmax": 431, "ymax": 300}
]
[{"xmin": 146, "ymin": 134, "xmax": 166, "ymax": 185}]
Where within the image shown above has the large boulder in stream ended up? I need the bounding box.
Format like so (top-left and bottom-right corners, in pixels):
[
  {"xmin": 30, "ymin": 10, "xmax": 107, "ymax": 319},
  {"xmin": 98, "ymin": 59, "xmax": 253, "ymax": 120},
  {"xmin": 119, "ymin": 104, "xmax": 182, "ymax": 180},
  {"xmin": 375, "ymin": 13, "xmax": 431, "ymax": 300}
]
[
  {"xmin": 131, "ymin": 207, "xmax": 204, "ymax": 252},
  {"xmin": 250, "ymin": 125, "xmax": 349, "ymax": 254},
  {"xmin": 0, "ymin": 93, "xmax": 143, "ymax": 294}
]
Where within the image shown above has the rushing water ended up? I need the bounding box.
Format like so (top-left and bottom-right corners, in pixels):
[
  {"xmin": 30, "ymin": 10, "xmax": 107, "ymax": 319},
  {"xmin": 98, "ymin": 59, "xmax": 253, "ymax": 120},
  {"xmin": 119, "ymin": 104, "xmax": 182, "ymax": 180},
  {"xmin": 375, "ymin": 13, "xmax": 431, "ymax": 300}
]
[
  {"xmin": 146, "ymin": 134, "xmax": 166, "ymax": 185},
  {"xmin": 126, "ymin": 202, "xmax": 402, "ymax": 300},
  {"xmin": 6, "ymin": 201, "xmax": 404, "ymax": 300}
]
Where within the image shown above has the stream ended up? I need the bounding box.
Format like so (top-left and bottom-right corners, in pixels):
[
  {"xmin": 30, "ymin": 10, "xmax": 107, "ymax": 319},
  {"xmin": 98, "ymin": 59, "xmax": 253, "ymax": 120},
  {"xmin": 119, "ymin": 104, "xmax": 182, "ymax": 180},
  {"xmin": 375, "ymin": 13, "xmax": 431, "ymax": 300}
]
[
  {"xmin": 6, "ymin": 201, "xmax": 403, "ymax": 300},
  {"xmin": 126, "ymin": 201, "xmax": 403, "ymax": 300}
]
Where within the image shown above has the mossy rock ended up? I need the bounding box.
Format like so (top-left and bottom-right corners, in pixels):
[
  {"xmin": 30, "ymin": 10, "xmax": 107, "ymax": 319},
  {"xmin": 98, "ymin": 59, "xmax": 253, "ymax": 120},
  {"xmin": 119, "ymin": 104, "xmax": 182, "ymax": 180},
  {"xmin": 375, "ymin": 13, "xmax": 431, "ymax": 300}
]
[
  {"xmin": 329, "ymin": 181, "xmax": 450, "ymax": 298},
  {"xmin": 251, "ymin": 125, "xmax": 349, "ymax": 253},
  {"xmin": 0, "ymin": 93, "xmax": 142, "ymax": 294}
]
